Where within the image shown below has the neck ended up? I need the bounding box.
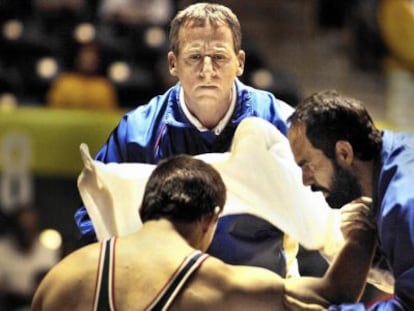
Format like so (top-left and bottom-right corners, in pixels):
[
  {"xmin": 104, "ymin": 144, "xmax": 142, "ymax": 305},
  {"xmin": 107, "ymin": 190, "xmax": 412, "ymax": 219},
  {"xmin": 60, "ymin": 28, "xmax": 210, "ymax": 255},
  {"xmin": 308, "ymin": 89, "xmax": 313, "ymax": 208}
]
[
  {"xmin": 354, "ymin": 156, "xmax": 381, "ymax": 200},
  {"xmin": 141, "ymin": 219, "xmax": 203, "ymax": 250},
  {"xmin": 180, "ymin": 85, "xmax": 234, "ymax": 131},
  {"xmin": 174, "ymin": 220, "xmax": 205, "ymax": 250}
]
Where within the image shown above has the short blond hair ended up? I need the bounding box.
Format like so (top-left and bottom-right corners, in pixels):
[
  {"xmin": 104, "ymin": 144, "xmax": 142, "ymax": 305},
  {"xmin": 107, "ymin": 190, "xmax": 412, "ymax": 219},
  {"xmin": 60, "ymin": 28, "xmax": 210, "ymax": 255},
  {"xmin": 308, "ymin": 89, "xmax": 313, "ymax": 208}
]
[{"xmin": 169, "ymin": 2, "xmax": 242, "ymax": 54}]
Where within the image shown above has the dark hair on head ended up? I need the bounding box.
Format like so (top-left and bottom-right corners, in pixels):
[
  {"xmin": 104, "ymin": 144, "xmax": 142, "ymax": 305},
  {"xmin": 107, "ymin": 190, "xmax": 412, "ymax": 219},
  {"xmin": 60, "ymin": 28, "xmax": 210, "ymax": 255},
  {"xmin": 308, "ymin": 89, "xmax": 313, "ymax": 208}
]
[
  {"xmin": 169, "ymin": 2, "xmax": 242, "ymax": 54},
  {"xmin": 288, "ymin": 90, "xmax": 382, "ymax": 161},
  {"xmin": 139, "ymin": 155, "xmax": 226, "ymax": 223}
]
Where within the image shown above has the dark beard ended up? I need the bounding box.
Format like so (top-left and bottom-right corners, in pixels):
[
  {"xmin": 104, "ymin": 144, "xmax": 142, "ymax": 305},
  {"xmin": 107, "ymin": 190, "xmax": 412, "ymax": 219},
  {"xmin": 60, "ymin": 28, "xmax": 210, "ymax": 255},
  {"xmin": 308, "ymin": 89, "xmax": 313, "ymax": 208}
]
[{"xmin": 326, "ymin": 161, "xmax": 363, "ymax": 209}]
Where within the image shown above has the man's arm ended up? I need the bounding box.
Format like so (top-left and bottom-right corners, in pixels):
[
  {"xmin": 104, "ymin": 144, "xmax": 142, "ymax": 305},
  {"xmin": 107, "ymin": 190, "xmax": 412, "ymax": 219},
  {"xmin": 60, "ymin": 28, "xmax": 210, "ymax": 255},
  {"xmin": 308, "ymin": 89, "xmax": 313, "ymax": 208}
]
[
  {"xmin": 284, "ymin": 198, "xmax": 377, "ymax": 307},
  {"xmin": 320, "ymin": 202, "xmax": 394, "ymax": 294}
]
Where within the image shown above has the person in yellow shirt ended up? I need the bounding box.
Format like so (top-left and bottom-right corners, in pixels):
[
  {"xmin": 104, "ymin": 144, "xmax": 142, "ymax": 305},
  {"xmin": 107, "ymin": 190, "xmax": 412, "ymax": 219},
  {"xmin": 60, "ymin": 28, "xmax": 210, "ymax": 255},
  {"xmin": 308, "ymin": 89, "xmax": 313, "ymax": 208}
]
[{"xmin": 46, "ymin": 42, "xmax": 118, "ymax": 110}]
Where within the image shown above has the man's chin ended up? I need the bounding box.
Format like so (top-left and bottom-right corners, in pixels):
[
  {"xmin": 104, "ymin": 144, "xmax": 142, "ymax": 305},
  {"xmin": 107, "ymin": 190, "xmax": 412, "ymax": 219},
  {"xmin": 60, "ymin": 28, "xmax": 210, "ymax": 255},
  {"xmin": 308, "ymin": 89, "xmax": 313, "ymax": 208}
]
[
  {"xmin": 194, "ymin": 95, "xmax": 221, "ymax": 106},
  {"xmin": 325, "ymin": 196, "xmax": 342, "ymax": 210}
]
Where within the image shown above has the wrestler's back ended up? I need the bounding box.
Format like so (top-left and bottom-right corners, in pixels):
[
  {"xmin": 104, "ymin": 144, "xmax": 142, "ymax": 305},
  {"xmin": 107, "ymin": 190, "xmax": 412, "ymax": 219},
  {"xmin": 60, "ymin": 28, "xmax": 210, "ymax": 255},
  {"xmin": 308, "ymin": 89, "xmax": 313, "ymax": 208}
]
[{"xmin": 32, "ymin": 223, "xmax": 285, "ymax": 310}]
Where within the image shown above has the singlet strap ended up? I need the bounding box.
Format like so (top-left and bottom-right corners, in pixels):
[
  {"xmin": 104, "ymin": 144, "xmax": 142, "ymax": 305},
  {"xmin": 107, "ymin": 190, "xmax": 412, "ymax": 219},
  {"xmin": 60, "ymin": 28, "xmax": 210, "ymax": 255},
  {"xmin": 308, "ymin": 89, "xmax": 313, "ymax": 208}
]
[
  {"xmin": 93, "ymin": 238, "xmax": 117, "ymax": 311},
  {"xmin": 146, "ymin": 251, "xmax": 209, "ymax": 311}
]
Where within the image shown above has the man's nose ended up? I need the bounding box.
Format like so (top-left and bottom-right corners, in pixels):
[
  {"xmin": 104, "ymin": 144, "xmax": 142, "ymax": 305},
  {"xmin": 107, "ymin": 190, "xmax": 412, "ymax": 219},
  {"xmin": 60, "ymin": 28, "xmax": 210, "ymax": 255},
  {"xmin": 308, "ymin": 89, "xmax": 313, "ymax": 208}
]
[
  {"xmin": 302, "ymin": 170, "xmax": 314, "ymax": 186},
  {"xmin": 200, "ymin": 56, "xmax": 215, "ymax": 76}
]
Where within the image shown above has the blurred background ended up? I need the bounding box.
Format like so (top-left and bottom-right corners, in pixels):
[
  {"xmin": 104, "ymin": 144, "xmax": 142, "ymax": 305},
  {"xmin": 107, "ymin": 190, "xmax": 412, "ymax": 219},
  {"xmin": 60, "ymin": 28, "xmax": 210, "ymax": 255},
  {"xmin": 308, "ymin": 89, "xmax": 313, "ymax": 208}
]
[{"xmin": 1, "ymin": 0, "xmax": 412, "ymax": 309}]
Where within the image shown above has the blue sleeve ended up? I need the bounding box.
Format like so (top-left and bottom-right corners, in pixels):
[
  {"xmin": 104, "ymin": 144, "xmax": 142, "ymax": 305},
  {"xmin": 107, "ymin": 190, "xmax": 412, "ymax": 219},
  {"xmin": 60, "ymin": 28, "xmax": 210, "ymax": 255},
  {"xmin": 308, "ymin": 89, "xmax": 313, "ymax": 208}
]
[
  {"xmin": 256, "ymin": 92, "xmax": 292, "ymax": 136},
  {"xmin": 74, "ymin": 206, "xmax": 95, "ymax": 240},
  {"xmin": 329, "ymin": 135, "xmax": 414, "ymax": 310},
  {"xmin": 253, "ymin": 91, "xmax": 293, "ymax": 136},
  {"xmin": 329, "ymin": 290, "xmax": 407, "ymax": 310},
  {"xmin": 94, "ymin": 113, "xmax": 131, "ymax": 162},
  {"xmin": 236, "ymin": 80, "xmax": 293, "ymax": 137},
  {"xmin": 271, "ymin": 97, "xmax": 293, "ymax": 136}
]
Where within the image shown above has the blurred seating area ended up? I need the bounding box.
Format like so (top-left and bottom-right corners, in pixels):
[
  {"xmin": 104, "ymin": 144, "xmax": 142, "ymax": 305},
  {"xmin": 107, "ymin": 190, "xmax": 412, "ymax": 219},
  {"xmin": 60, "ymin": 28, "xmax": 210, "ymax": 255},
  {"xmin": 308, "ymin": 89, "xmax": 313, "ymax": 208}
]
[
  {"xmin": 0, "ymin": 0, "xmax": 302, "ymax": 109},
  {"xmin": 0, "ymin": 0, "xmax": 175, "ymax": 108}
]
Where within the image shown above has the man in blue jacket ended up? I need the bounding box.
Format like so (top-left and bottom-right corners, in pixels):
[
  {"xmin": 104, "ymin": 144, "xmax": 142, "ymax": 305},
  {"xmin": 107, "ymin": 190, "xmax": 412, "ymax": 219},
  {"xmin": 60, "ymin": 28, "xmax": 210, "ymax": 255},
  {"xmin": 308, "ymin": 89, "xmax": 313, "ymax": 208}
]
[
  {"xmin": 75, "ymin": 2, "xmax": 294, "ymax": 277},
  {"xmin": 288, "ymin": 89, "xmax": 414, "ymax": 310}
]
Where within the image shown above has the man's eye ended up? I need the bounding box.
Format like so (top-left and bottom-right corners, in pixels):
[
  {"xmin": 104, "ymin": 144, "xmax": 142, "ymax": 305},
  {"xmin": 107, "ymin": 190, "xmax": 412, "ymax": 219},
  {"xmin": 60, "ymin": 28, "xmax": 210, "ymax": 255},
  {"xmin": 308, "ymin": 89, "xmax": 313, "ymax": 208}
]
[
  {"xmin": 303, "ymin": 163, "xmax": 314, "ymax": 173},
  {"xmin": 189, "ymin": 54, "xmax": 202, "ymax": 61},
  {"xmin": 213, "ymin": 54, "xmax": 226, "ymax": 62}
]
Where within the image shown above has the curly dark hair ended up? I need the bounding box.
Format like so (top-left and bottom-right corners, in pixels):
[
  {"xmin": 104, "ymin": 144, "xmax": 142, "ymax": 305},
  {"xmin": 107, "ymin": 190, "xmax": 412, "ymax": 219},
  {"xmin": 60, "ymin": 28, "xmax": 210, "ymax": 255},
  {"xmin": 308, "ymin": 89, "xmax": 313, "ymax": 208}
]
[{"xmin": 288, "ymin": 90, "xmax": 382, "ymax": 161}]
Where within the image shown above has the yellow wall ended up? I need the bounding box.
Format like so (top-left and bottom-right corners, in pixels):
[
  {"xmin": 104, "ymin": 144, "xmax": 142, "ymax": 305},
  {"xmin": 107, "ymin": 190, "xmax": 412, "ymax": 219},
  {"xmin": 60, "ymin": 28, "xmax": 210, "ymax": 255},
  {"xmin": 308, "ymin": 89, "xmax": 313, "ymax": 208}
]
[{"xmin": 0, "ymin": 107, "xmax": 124, "ymax": 176}]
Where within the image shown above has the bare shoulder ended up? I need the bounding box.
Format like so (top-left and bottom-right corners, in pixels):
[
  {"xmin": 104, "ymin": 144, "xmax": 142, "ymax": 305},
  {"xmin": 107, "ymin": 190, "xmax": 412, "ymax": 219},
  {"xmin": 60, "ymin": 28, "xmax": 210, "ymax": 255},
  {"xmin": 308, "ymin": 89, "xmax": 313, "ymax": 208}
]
[
  {"xmin": 172, "ymin": 256, "xmax": 285, "ymax": 311},
  {"xmin": 32, "ymin": 243, "xmax": 102, "ymax": 311}
]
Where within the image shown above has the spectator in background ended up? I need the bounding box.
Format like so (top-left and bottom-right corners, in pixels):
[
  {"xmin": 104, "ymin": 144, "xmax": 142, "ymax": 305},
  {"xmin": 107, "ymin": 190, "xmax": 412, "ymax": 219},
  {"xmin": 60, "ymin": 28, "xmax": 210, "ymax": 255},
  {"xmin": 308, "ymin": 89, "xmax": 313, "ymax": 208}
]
[
  {"xmin": 46, "ymin": 41, "xmax": 119, "ymax": 110},
  {"xmin": 0, "ymin": 206, "xmax": 60, "ymax": 311}
]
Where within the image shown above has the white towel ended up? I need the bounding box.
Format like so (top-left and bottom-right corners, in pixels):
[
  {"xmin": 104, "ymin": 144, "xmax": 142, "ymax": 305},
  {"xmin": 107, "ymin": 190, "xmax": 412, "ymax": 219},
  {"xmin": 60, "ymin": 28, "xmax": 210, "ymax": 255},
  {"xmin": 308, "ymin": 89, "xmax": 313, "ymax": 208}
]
[{"xmin": 77, "ymin": 117, "xmax": 342, "ymax": 251}]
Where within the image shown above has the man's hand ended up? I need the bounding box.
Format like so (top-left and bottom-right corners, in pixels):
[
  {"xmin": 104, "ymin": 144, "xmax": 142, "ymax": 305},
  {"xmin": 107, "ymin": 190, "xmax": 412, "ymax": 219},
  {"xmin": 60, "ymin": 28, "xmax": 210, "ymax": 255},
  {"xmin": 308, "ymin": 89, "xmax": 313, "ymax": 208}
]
[
  {"xmin": 340, "ymin": 196, "xmax": 376, "ymax": 239},
  {"xmin": 284, "ymin": 295, "xmax": 327, "ymax": 311}
]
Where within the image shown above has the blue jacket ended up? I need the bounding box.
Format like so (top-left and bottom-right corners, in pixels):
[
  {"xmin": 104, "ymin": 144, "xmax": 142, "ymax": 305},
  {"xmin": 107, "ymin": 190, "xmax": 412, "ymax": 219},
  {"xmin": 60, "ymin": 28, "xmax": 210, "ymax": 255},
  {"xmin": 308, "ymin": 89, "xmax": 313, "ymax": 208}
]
[
  {"xmin": 330, "ymin": 130, "xmax": 414, "ymax": 310},
  {"xmin": 90, "ymin": 79, "xmax": 292, "ymax": 164},
  {"xmin": 74, "ymin": 79, "xmax": 293, "ymax": 276}
]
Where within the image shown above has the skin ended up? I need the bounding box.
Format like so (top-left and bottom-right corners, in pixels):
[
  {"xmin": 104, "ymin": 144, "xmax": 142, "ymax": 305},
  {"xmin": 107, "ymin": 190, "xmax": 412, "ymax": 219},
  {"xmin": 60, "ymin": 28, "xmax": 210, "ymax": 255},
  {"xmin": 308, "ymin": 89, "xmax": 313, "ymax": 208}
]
[
  {"xmin": 284, "ymin": 198, "xmax": 376, "ymax": 309},
  {"xmin": 32, "ymin": 211, "xmax": 287, "ymax": 311},
  {"xmin": 32, "ymin": 201, "xmax": 376, "ymax": 311},
  {"xmin": 288, "ymin": 123, "xmax": 375, "ymax": 203},
  {"xmin": 168, "ymin": 20, "xmax": 245, "ymax": 129},
  {"xmin": 287, "ymin": 123, "xmax": 379, "ymax": 309},
  {"xmin": 287, "ymin": 124, "xmax": 335, "ymax": 197}
]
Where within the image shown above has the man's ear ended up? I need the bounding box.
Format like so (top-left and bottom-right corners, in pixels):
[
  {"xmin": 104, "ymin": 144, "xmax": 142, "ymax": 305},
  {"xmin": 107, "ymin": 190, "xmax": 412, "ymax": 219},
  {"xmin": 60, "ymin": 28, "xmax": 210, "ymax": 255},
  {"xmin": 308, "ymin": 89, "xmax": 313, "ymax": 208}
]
[
  {"xmin": 236, "ymin": 50, "xmax": 245, "ymax": 76},
  {"xmin": 201, "ymin": 207, "xmax": 220, "ymax": 233},
  {"xmin": 212, "ymin": 206, "xmax": 221, "ymax": 223},
  {"xmin": 168, "ymin": 51, "xmax": 178, "ymax": 76},
  {"xmin": 335, "ymin": 140, "xmax": 354, "ymax": 166}
]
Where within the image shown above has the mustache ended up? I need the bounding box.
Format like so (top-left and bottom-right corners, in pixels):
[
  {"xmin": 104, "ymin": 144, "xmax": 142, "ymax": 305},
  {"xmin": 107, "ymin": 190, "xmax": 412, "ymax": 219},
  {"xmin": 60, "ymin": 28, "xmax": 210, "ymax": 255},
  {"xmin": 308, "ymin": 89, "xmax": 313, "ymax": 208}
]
[{"xmin": 311, "ymin": 185, "xmax": 328, "ymax": 193}]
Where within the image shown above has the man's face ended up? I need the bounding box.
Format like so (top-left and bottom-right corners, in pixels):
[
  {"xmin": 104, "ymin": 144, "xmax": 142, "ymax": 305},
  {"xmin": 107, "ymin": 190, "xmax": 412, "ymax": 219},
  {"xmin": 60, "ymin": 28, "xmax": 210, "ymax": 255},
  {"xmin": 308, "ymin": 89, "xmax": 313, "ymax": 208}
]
[
  {"xmin": 168, "ymin": 21, "xmax": 245, "ymax": 129},
  {"xmin": 327, "ymin": 160, "xmax": 363, "ymax": 209},
  {"xmin": 288, "ymin": 124, "xmax": 362, "ymax": 209}
]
